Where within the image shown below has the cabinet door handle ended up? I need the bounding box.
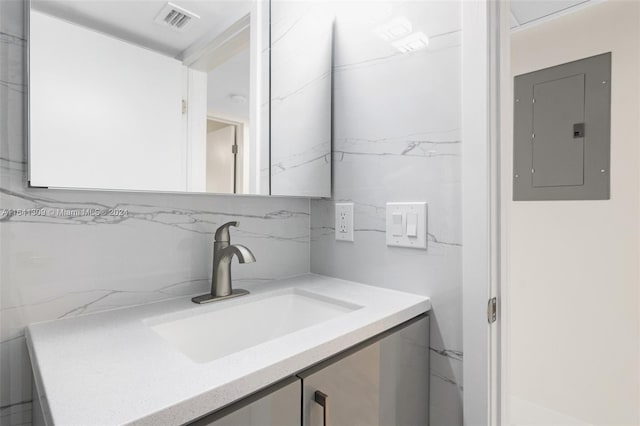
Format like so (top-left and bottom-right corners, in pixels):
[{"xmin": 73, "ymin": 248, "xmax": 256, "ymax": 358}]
[{"xmin": 314, "ymin": 390, "xmax": 328, "ymax": 426}]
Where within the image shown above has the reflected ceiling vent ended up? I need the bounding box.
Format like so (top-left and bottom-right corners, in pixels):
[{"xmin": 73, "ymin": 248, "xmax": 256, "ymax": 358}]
[
  {"xmin": 154, "ymin": 2, "xmax": 200, "ymax": 31},
  {"xmin": 391, "ymin": 32, "xmax": 429, "ymax": 53}
]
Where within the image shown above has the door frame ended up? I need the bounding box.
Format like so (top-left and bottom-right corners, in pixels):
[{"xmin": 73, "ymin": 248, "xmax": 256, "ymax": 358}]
[
  {"xmin": 461, "ymin": 0, "xmax": 506, "ymax": 424},
  {"xmin": 206, "ymin": 115, "xmax": 248, "ymax": 194}
]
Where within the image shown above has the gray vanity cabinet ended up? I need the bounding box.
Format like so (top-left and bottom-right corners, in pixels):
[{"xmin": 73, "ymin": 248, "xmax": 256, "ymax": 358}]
[
  {"xmin": 300, "ymin": 315, "xmax": 430, "ymax": 426},
  {"xmin": 189, "ymin": 378, "xmax": 301, "ymax": 426},
  {"xmin": 189, "ymin": 315, "xmax": 429, "ymax": 426}
]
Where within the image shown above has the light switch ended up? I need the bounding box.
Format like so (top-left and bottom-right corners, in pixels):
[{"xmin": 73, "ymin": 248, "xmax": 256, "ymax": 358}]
[
  {"xmin": 406, "ymin": 212, "xmax": 418, "ymax": 237},
  {"xmin": 391, "ymin": 212, "xmax": 403, "ymax": 236},
  {"xmin": 386, "ymin": 202, "xmax": 427, "ymax": 249}
]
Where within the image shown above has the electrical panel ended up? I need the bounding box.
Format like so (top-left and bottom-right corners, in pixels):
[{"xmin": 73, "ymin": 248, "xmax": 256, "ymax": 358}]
[{"xmin": 513, "ymin": 53, "xmax": 611, "ymax": 201}]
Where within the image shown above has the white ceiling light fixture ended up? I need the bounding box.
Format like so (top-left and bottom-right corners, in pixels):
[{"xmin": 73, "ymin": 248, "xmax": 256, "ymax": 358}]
[
  {"xmin": 391, "ymin": 32, "xmax": 429, "ymax": 53},
  {"xmin": 374, "ymin": 17, "xmax": 413, "ymax": 41},
  {"xmin": 154, "ymin": 2, "xmax": 200, "ymax": 32}
]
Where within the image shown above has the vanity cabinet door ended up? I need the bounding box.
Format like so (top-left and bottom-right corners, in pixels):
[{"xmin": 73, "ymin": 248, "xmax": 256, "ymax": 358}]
[
  {"xmin": 300, "ymin": 315, "xmax": 430, "ymax": 426},
  {"xmin": 189, "ymin": 377, "xmax": 301, "ymax": 426}
]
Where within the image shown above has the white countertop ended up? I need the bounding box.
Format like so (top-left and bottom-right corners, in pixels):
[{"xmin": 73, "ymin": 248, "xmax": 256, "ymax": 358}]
[{"xmin": 26, "ymin": 274, "xmax": 430, "ymax": 426}]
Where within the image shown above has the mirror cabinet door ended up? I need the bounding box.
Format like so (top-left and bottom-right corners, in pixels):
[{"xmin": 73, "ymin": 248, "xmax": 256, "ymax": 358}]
[
  {"xmin": 269, "ymin": 1, "xmax": 333, "ymax": 198},
  {"xmin": 27, "ymin": 0, "xmax": 331, "ymax": 197}
]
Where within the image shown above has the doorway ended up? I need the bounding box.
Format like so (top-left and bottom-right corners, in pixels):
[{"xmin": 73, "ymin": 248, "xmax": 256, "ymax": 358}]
[{"xmin": 206, "ymin": 118, "xmax": 244, "ymax": 194}]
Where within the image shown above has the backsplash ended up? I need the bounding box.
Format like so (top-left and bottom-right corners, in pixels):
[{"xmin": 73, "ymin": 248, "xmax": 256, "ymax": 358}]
[
  {"xmin": 0, "ymin": 2, "xmax": 309, "ymax": 425},
  {"xmin": 310, "ymin": 2, "xmax": 463, "ymax": 425}
]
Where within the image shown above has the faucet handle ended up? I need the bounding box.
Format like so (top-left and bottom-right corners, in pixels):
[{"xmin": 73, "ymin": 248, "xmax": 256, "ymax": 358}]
[{"xmin": 215, "ymin": 221, "xmax": 239, "ymax": 242}]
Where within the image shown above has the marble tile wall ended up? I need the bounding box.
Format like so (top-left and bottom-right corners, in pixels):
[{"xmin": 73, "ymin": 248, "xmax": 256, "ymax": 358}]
[
  {"xmin": 0, "ymin": 2, "xmax": 310, "ymax": 425},
  {"xmin": 309, "ymin": 2, "xmax": 463, "ymax": 425}
]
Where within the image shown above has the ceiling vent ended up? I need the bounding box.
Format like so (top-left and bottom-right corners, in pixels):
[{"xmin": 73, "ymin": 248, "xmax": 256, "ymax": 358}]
[{"xmin": 154, "ymin": 3, "xmax": 200, "ymax": 31}]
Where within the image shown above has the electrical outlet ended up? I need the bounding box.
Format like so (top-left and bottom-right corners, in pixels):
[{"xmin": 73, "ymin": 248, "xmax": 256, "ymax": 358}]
[{"xmin": 335, "ymin": 203, "xmax": 354, "ymax": 242}]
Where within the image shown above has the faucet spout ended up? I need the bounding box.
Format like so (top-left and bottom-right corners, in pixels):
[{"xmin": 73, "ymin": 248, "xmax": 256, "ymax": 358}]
[{"xmin": 221, "ymin": 244, "xmax": 256, "ymax": 264}]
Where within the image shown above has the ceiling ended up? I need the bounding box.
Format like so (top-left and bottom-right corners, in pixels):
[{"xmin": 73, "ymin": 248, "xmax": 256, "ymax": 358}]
[
  {"xmin": 207, "ymin": 47, "xmax": 250, "ymax": 122},
  {"xmin": 511, "ymin": 0, "xmax": 597, "ymax": 30},
  {"xmin": 32, "ymin": 0, "xmax": 601, "ymax": 60},
  {"xmin": 31, "ymin": 0, "xmax": 252, "ymax": 58}
]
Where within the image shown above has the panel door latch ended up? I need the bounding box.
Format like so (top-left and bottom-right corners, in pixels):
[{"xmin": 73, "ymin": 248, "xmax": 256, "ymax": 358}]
[
  {"xmin": 487, "ymin": 297, "xmax": 497, "ymax": 324},
  {"xmin": 573, "ymin": 122, "xmax": 585, "ymax": 138}
]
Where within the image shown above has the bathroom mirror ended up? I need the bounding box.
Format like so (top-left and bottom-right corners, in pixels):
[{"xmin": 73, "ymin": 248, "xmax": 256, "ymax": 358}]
[{"xmin": 27, "ymin": 0, "xmax": 332, "ymax": 197}]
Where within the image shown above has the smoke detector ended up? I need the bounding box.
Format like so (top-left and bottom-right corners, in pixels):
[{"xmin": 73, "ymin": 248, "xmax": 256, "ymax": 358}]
[
  {"xmin": 230, "ymin": 94, "xmax": 247, "ymax": 104},
  {"xmin": 154, "ymin": 3, "xmax": 200, "ymax": 31}
]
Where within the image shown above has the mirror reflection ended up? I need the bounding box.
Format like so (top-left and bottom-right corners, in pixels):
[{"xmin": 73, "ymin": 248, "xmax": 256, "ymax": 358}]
[{"xmin": 29, "ymin": 0, "xmax": 269, "ymax": 194}]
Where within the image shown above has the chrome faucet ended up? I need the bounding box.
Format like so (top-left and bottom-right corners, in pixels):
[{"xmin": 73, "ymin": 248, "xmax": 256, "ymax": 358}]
[{"xmin": 192, "ymin": 221, "xmax": 256, "ymax": 304}]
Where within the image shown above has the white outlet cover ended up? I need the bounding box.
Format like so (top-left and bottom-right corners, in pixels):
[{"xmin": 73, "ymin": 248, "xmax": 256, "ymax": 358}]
[
  {"xmin": 386, "ymin": 202, "xmax": 427, "ymax": 249},
  {"xmin": 335, "ymin": 203, "xmax": 354, "ymax": 242}
]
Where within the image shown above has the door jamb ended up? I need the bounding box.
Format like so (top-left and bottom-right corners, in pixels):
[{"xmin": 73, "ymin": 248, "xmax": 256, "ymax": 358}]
[{"xmin": 461, "ymin": 0, "xmax": 504, "ymax": 424}]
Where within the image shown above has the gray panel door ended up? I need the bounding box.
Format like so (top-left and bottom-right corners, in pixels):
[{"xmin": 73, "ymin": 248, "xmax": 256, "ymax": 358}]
[
  {"xmin": 189, "ymin": 378, "xmax": 301, "ymax": 426},
  {"xmin": 300, "ymin": 316, "xmax": 429, "ymax": 426},
  {"xmin": 532, "ymin": 74, "xmax": 585, "ymax": 187}
]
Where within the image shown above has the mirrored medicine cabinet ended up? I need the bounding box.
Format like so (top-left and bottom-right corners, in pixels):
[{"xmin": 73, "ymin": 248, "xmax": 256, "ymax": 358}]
[{"xmin": 27, "ymin": 0, "xmax": 332, "ymax": 197}]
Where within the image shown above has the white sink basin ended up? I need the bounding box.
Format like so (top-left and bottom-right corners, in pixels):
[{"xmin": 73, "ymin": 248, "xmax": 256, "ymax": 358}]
[{"xmin": 146, "ymin": 289, "xmax": 361, "ymax": 363}]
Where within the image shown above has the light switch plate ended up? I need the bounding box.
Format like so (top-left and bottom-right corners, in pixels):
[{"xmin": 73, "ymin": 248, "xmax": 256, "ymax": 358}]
[
  {"xmin": 386, "ymin": 202, "xmax": 427, "ymax": 249},
  {"xmin": 335, "ymin": 203, "xmax": 354, "ymax": 242}
]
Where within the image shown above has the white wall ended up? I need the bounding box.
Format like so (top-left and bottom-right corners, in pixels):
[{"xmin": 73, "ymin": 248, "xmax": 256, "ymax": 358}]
[
  {"xmin": 29, "ymin": 10, "xmax": 186, "ymax": 192},
  {"xmin": 187, "ymin": 69, "xmax": 208, "ymax": 193},
  {"xmin": 506, "ymin": 1, "xmax": 640, "ymax": 424}
]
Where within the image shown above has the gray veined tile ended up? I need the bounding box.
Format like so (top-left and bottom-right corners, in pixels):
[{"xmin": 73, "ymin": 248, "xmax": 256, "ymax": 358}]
[
  {"xmin": 430, "ymin": 347, "xmax": 464, "ymax": 362},
  {"xmin": 0, "ymin": 33, "xmax": 26, "ymax": 92},
  {"xmin": 271, "ymin": 145, "xmax": 331, "ymax": 177},
  {"xmin": 0, "ymin": 1, "xmax": 26, "ymax": 40},
  {"xmin": 0, "ymin": 84, "xmax": 27, "ymax": 179},
  {"xmin": 0, "ymin": 336, "xmax": 33, "ymax": 423},
  {"xmin": 0, "ymin": 400, "xmax": 33, "ymax": 426},
  {"xmin": 0, "ymin": 187, "xmax": 308, "ymax": 238}
]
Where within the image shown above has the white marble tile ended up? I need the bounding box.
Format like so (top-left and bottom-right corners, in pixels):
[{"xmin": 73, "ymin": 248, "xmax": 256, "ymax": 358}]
[
  {"xmin": 430, "ymin": 368, "xmax": 464, "ymax": 426},
  {"xmin": 310, "ymin": 2, "xmax": 463, "ymax": 425}
]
